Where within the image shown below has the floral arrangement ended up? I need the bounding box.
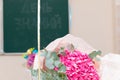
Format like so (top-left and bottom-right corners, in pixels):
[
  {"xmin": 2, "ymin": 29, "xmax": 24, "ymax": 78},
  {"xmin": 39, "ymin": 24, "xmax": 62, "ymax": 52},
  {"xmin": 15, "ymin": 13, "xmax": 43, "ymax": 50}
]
[
  {"xmin": 23, "ymin": 45, "xmax": 101, "ymax": 80},
  {"xmin": 23, "ymin": 48, "xmax": 38, "ymax": 69}
]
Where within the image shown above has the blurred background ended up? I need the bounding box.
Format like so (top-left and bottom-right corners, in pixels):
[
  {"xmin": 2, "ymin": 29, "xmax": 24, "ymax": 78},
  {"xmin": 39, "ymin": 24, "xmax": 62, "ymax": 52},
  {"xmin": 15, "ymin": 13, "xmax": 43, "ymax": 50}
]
[{"xmin": 0, "ymin": 0, "xmax": 119, "ymax": 80}]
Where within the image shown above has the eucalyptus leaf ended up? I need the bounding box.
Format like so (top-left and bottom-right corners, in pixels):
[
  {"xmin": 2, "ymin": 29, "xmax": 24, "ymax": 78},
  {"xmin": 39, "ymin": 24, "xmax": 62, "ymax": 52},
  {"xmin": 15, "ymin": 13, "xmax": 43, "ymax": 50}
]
[
  {"xmin": 59, "ymin": 65, "xmax": 66, "ymax": 73},
  {"xmin": 54, "ymin": 60, "xmax": 61, "ymax": 67},
  {"xmin": 45, "ymin": 58, "xmax": 54, "ymax": 69},
  {"xmin": 31, "ymin": 69, "xmax": 38, "ymax": 77},
  {"xmin": 40, "ymin": 51, "xmax": 47, "ymax": 57},
  {"xmin": 46, "ymin": 51, "xmax": 52, "ymax": 59},
  {"xmin": 58, "ymin": 47, "xmax": 65, "ymax": 55},
  {"xmin": 51, "ymin": 52, "xmax": 59, "ymax": 60},
  {"xmin": 89, "ymin": 50, "xmax": 102, "ymax": 59},
  {"xmin": 40, "ymin": 69, "xmax": 67, "ymax": 80},
  {"xmin": 58, "ymin": 63, "xmax": 63, "ymax": 68}
]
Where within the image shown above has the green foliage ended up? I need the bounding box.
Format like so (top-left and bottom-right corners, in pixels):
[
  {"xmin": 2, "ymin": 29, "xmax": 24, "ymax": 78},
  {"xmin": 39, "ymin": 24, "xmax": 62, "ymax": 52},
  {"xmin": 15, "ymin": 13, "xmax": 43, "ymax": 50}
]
[
  {"xmin": 30, "ymin": 47, "xmax": 102, "ymax": 80},
  {"xmin": 31, "ymin": 69, "xmax": 67, "ymax": 80},
  {"xmin": 59, "ymin": 64, "xmax": 66, "ymax": 73},
  {"xmin": 88, "ymin": 50, "xmax": 102, "ymax": 59},
  {"xmin": 37, "ymin": 49, "xmax": 67, "ymax": 79},
  {"xmin": 40, "ymin": 70, "xmax": 67, "ymax": 80},
  {"xmin": 31, "ymin": 69, "xmax": 38, "ymax": 77},
  {"xmin": 54, "ymin": 60, "xmax": 61, "ymax": 67},
  {"xmin": 40, "ymin": 49, "xmax": 65, "ymax": 71}
]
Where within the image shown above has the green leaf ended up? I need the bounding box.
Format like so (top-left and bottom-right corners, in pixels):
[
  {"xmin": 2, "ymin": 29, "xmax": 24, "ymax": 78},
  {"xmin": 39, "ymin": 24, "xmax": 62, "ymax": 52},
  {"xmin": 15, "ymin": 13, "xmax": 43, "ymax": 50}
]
[
  {"xmin": 40, "ymin": 49, "xmax": 48, "ymax": 57},
  {"xmin": 58, "ymin": 63, "xmax": 63, "ymax": 68},
  {"xmin": 54, "ymin": 60, "xmax": 61, "ymax": 67},
  {"xmin": 45, "ymin": 51, "xmax": 52, "ymax": 59},
  {"xmin": 89, "ymin": 50, "xmax": 102, "ymax": 59},
  {"xmin": 40, "ymin": 52, "xmax": 47, "ymax": 57},
  {"xmin": 40, "ymin": 69, "xmax": 67, "ymax": 80},
  {"xmin": 31, "ymin": 69, "xmax": 38, "ymax": 77},
  {"xmin": 58, "ymin": 47, "xmax": 65, "ymax": 55},
  {"xmin": 59, "ymin": 65, "xmax": 66, "ymax": 73},
  {"xmin": 51, "ymin": 52, "xmax": 59, "ymax": 60},
  {"xmin": 45, "ymin": 58, "xmax": 54, "ymax": 69}
]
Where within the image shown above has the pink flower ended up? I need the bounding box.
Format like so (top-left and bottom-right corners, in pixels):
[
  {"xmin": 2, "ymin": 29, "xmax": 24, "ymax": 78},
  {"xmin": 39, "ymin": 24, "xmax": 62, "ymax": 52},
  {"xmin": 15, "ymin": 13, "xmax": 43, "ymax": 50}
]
[
  {"xmin": 54, "ymin": 67, "xmax": 59, "ymax": 71},
  {"xmin": 60, "ymin": 50, "xmax": 100, "ymax": 80},
  {"xmin": 27, "ymin": 54, "xmax": 35, "ymax": 68}
]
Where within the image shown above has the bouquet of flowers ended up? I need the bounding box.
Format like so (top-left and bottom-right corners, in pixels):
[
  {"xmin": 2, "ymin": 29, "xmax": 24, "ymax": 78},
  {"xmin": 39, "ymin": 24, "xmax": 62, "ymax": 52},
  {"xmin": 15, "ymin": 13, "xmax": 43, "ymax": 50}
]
[
  {"xmin": 22, "ymin": 34, "xmax": 120, "ymax": 80},
  {"xmin": 23, "ymin": 44, "xmax": 101, "ymax": 80}
]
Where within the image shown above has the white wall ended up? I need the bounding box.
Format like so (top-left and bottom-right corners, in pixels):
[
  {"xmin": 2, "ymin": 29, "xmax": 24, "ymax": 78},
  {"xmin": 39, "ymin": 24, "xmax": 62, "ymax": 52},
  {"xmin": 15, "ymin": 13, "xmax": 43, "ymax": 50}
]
[
  {"xmin": 0, "ymin": 0, "xmax": 114, "ymax": 80},
  {"xmin": 0, "ymin": 56, "xmax": 31, "ymax": 80},
  {"xmin": 116, "ymin": 0, "xmax": 120, "ymax": 5},
  {"xmin": 69, "ymin": 0, "xmax": 115, "ymax": 54}
]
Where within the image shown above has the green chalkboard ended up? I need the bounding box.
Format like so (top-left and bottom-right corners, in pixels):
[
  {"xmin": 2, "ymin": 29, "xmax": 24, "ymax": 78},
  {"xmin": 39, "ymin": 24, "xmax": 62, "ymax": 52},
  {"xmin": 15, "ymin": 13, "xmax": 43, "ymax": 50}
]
[{"xmin": 3, "ymin": 0, "xmax": 69, "ymax": 53}]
